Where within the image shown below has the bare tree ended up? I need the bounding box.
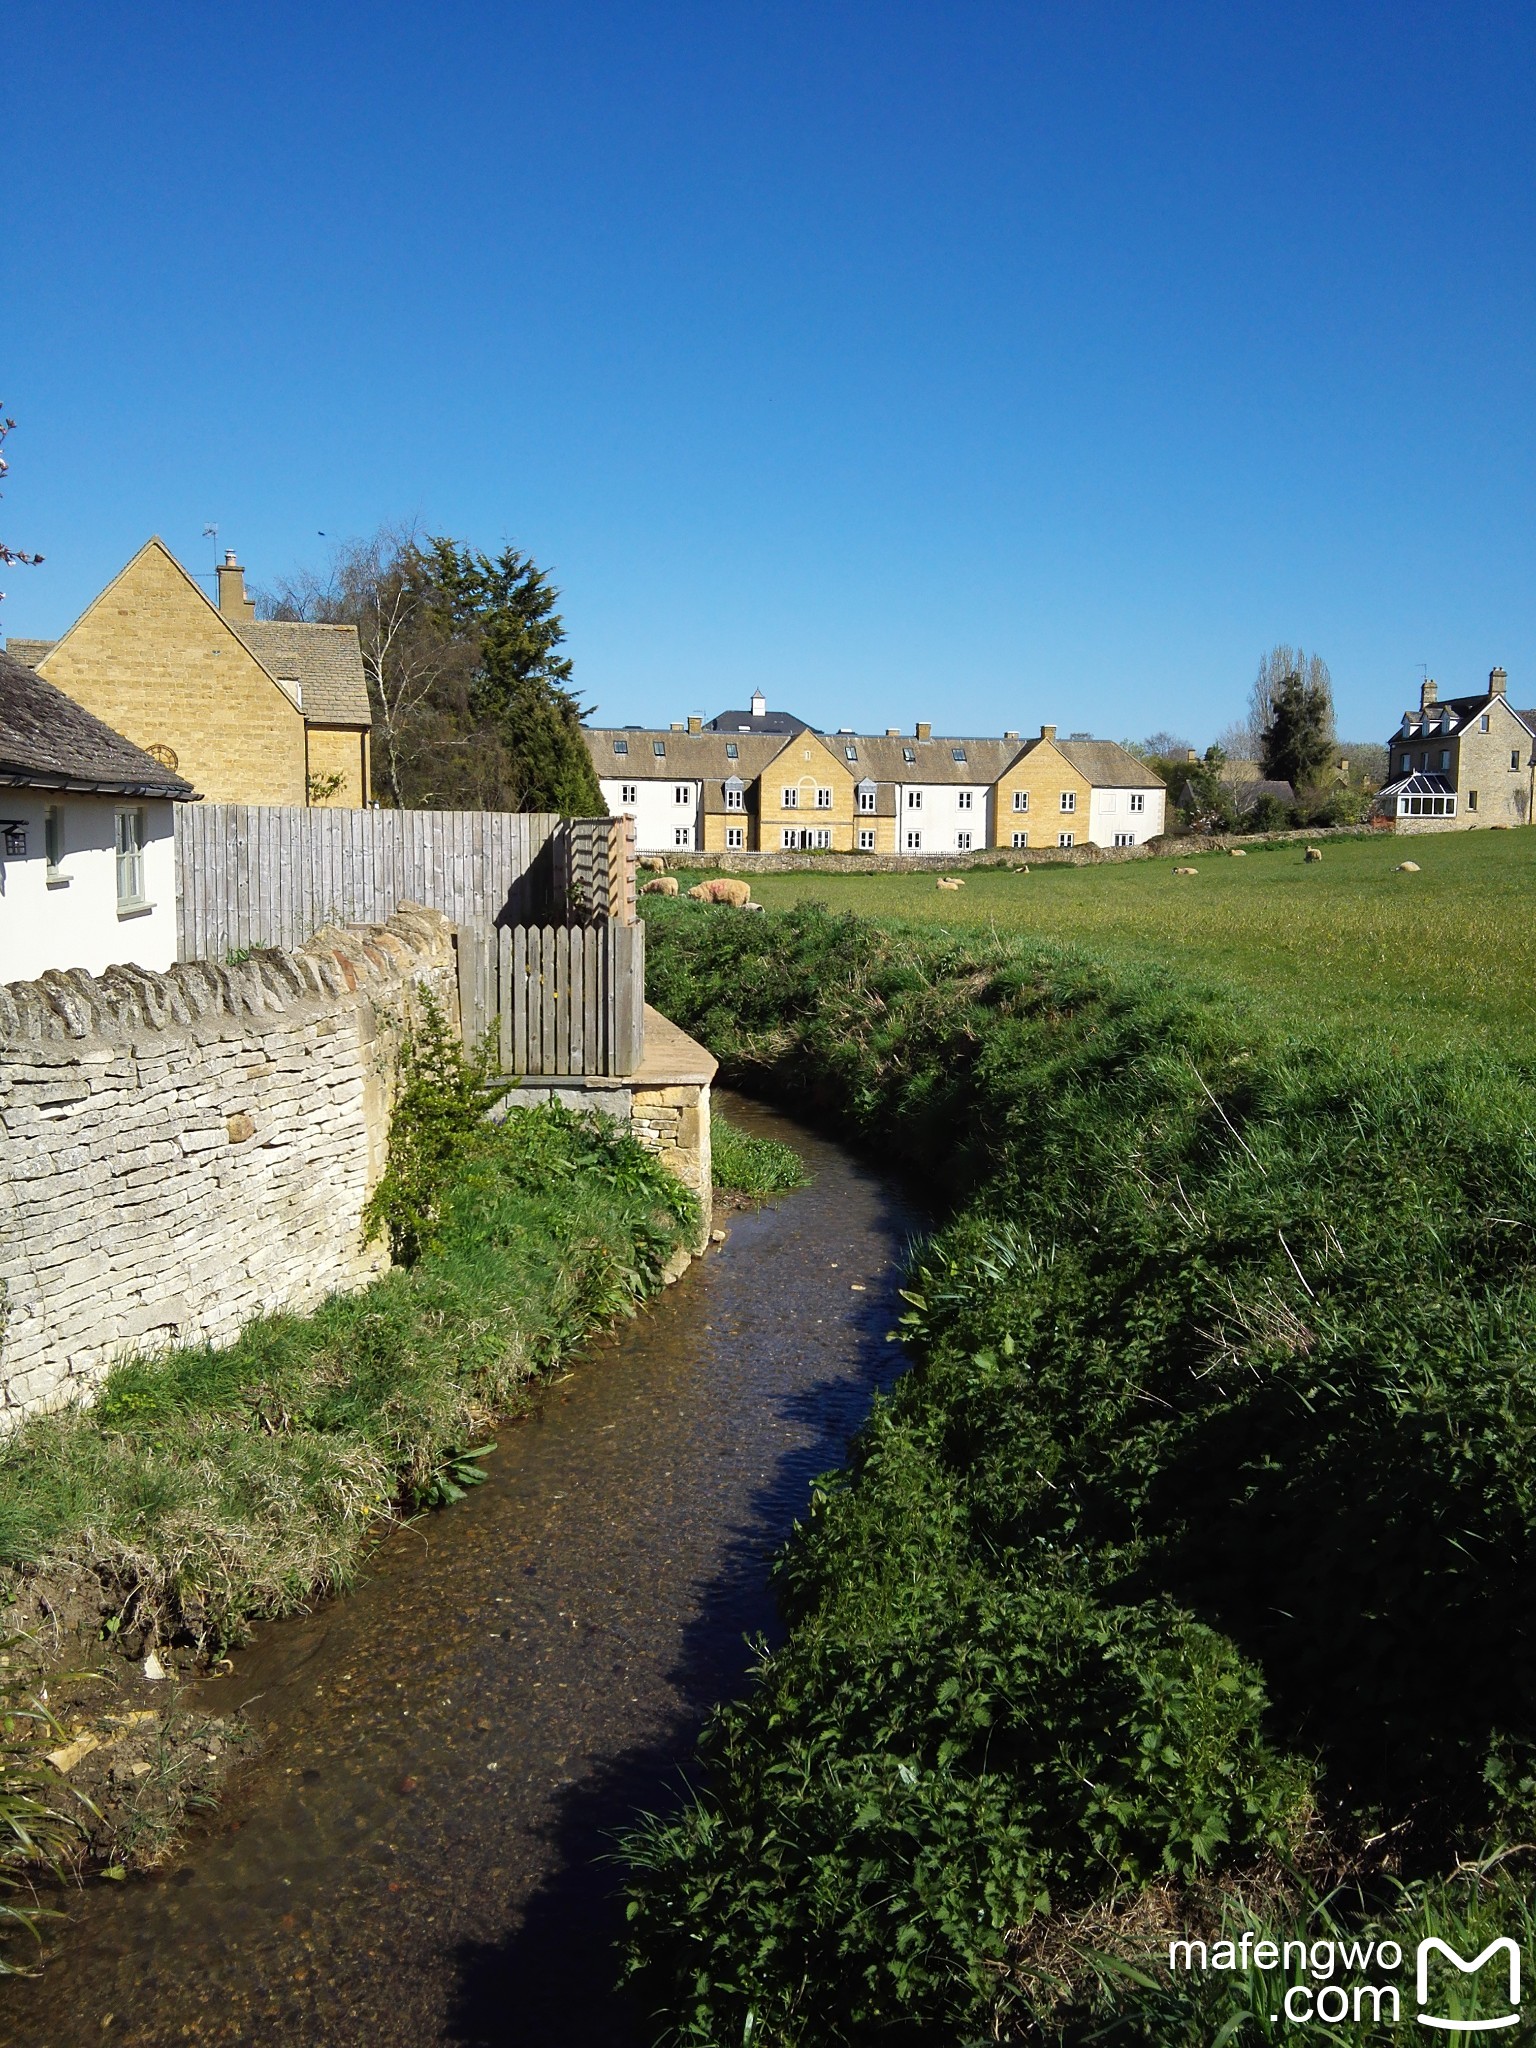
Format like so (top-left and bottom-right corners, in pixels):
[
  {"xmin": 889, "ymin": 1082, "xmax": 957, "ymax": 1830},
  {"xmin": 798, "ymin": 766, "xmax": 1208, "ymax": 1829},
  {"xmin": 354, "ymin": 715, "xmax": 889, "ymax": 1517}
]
[
  {"xmin": 0, "ymin": 408, "xmax": 43, "ymax": 605},
  {"xmin": 1249, "ymin": 646, "xmax": 1334, "ymax": 758}
]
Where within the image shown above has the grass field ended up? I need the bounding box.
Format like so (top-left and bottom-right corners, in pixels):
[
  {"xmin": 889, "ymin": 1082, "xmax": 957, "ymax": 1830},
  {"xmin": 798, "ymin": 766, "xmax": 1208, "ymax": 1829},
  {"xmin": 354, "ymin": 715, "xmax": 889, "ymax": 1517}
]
[{"xmin": 721, "ymin": 830, "xmax": 1536, "ymax": 1055}]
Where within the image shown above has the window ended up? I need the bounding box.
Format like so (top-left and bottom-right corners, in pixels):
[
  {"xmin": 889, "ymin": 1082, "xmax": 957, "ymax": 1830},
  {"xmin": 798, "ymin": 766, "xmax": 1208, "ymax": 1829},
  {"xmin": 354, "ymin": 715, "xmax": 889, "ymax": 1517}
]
[
  {"xmin": 1400, "ymin": 754, "xmax": 1411, "ymax": 775},
  {"xmin": 903, "ymin": 747, "xmax": 916, "ymax": 764},
  {"xmin": 781, "ymin": 827, "xmax": 798, "ymax": 848},
  {"xmin": 725, "ymin": 742, "xmax": 739, "ymax": 759},
  {"xmin": 814, "ymin": 828, "xmax": 831, "ymax": 848},
  {"xmin": 1480, "ymin": 714, "xmax": 1490, "ymax": 732},
  {"xmin": 115, "ymin": 808, "xmax": 146, "ymax": 910},
  {"xmin": 905, "ymin": 829, "xmax": 923, "ymax": 850},
  {"xmin": 815, "ymin": 787, "xmax": 832, "ymax": 808},
  {"xmin": 1058, "ymin": 831, "xmax": 1075, "ymax": 848},
  {"xmin": 1129, "ymin": 792, "xmax": 1145, "ymax": 813},
  {"xmin": 674, "ymin": 785, "xmax": 691, "ymax": 805},
  {"xmin": 44, "ymin": 806, "xmax": 66, "ymax": 884},
  {"xmin": 653, "ymin": 740, "xmax": 666, "ymax": 757},
  {"xmin": 906, "ymin": 790, "xmax": 923, "ymax": 809},
  {"xmin": 1443, "ymin": 752, "xmax": 1452, "ymax": 771},
  {"xmin": 1468, "ymin": 789, "xmax": 1479, "ymax": 812},
  {"xmin": 781, "ymin": 786, "xmax": 799, "ymax": 808},
  {"xmin": 956, "ymin": 830, "xmax": 972, "ymax": 851},
  {"xmin": 612, "ymin": 737, "xmax": 629, "ymax": 755},
  {"xmin": 1114, "ymin": 832, "xmax": 1134, "ymax": 847},
  {"xmin": 620, "ymin": 782, "xmax": 637, "ymax": 804},
  {"xmin": 1012, "ymin": 790, "xmax": 1029, "ymax": 813},
  {"xmin": 674, "ymin": 826, "xmax": 692, "ymax": 847},
  {"xmin": 857, "ymin": 827, "xmax": 876, "ymax": 850},
  {"xmin": 1060, "ymin": 790, "xmax": 1077, "ymax": 813},
  {"xmin": 856, "ymin": 784, "xmax": 877, "ymax": 812},
  {"xmin": 1011, "ymin": 830, "xmax": 1029, "ymax": 848},
  {"xmin": 726, "ymin": 825, "xmax": 744, "ymax": 850},
  {"xmin": 951, "ymin": 746, "xmax": 966, "ymax": 763},
  {"xmin": 724, "ymin": 782, "xmax": 745, "ymax": 809},
  {"xmin": 844, "ymin": 745, "xmax": 858, "ymax": 762},
  {"xmin": 956, "ymin": 790, "xmax": 973, "ymax": 811},
  {"xmin": 1514, "ymin": 750, "xmax": 1523, "ymax": 771}
]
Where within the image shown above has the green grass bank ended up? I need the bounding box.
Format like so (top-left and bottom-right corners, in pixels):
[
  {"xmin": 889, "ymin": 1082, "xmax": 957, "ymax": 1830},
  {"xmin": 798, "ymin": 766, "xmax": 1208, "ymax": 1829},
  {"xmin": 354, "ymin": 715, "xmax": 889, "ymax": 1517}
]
[
  {"xmin": 700, "ymin": 827, "xmax": 1536, "ymax": 1057},
  {"xmin": 622, "ymin": 899, "xmax": 1536, "ymax": 2044},
  {"xmin": 0, "ymin": 1046, "xmax": 696, "ymax": 1956}
]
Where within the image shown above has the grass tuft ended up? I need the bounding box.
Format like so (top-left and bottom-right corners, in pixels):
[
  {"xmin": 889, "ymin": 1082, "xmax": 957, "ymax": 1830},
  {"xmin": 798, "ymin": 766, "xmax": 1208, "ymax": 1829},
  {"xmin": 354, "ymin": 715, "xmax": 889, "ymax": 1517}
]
[{"xmin": 711, "ymin": 1107, "xmax": 811, "ymax": 1200}]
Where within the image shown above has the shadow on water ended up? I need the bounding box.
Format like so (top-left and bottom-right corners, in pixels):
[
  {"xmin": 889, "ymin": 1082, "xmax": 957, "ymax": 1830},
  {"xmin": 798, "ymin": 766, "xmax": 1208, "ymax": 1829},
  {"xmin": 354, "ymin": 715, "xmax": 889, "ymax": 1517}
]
[{"xmin": 0, "ymin": 1095, "xmax": 920, "ymax": 2048}]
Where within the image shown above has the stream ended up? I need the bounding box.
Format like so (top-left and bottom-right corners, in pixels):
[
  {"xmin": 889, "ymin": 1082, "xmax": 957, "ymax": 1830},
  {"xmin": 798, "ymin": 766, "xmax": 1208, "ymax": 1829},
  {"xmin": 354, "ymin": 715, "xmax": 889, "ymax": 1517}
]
[{"xmin": 0, "ymin": 1095, "xmax": 916, "ymax": 2048}]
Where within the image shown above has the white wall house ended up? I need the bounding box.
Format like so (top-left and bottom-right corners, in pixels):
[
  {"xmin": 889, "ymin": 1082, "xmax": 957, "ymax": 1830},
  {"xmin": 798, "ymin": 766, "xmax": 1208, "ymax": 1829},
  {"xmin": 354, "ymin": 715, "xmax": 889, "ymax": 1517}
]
[
  {"xmin": 0, "ymin": 649, "xmax": 196, "ymax": 981},
  {"xmin": 1085, "ymin": 783, "xmax": 1166, "ymax": 847},
  {"xmin": 598, "ymin": 774, "xmax": 701, "ymax": 853},
  {"xmin": 894, "ymin": 783, "xmax": 988, "ymax": 854}
]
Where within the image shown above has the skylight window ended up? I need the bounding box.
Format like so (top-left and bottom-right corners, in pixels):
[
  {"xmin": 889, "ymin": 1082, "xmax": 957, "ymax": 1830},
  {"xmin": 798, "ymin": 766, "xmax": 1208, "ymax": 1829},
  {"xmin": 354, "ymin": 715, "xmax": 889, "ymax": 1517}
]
[
  {"xmin": 903, "ymin": 747, "xmax": 916, "ymax": 764},
  {"xmin": 951, "ymin": 747, "xmax": 966, "ymax": 763},
  {"xmin": 653, "ymin": 740, "xmax": 666, "ymax": 757},
  {"xmin": 725, "ymin": 742, "xmax": 739, "ymax": 759},
  {"xmin": 844, "ymin": 746, "xmax": 858, "ymax": 761},
  {"xmin": 612, "ymin": 737, "xmax": 629, "ymax": 754}
]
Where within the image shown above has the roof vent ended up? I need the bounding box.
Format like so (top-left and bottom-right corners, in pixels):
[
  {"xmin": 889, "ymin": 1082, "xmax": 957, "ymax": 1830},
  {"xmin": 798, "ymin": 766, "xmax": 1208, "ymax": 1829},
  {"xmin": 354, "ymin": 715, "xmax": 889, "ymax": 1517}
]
[{"xmin": 750, "ymin": 690, "xmax": 767, "ymax": 718}]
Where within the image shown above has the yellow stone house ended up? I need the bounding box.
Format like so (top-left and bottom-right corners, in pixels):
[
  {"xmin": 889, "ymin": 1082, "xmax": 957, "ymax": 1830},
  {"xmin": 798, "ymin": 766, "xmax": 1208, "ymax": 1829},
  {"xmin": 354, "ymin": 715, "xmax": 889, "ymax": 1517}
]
[
  {"xmin": 991, "ymin": 726, "xmax": 1095, "ymax": 850},
  {"xmin": 8, "ymin": 540, "xmax": 372, "ymax": 807}
]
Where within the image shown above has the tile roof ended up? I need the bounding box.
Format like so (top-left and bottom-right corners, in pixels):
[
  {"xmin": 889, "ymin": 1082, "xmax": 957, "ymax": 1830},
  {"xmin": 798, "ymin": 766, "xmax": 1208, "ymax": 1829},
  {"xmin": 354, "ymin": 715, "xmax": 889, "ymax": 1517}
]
[
  {"xmin": 830, "ymin": 734, "xmax": 1023, "ymax": 783},
  {"xmin": 703, "ymin": 707, "xmax": 819, "ymax": 734},
  {"xmin": 586, "ymin": 729, "xmax": 796, "ymax": 779},
  {"xmin": 235, "ymin": 621, "xmax": 372, "ymax": 727},
  {"xmin": 0, "ymin": 649, "xmax": 198, "ymax": 799},
  {"xmin": 1052, "ymin": 738, "xmax": 1167, "ymax": 788}
]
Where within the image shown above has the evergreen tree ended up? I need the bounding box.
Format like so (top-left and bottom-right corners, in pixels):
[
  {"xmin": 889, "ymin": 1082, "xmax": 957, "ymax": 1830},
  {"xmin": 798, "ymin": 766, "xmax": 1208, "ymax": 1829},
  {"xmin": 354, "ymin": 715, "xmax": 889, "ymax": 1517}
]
[{"xmin": 1261, "ymin": 667, "xmax": 1336, "ymax": 790}]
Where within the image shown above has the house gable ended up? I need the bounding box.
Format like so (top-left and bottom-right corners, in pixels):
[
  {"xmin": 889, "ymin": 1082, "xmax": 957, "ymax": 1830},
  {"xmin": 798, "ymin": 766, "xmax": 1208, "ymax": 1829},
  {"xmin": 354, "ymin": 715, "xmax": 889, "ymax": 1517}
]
[
  {"xmin": 992, "ymin": 733, "xmax": 1092, "ymax": 841},
  {"xmin": 35, "ymin": 539, "xmax": 309, "ymax": 807}
]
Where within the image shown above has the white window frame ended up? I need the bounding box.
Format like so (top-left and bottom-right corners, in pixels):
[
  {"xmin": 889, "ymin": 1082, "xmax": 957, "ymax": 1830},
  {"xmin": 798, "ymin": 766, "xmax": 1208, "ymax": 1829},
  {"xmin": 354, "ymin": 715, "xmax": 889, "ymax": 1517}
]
[
  {"xmin": 115, "ymin": 807, "xmax": 147, "ymax": 912},
  {"xmin": 1058, "ymin": 830, "xmax": 1075, "ymax": 848},
  {"xmin": 724, "ymin": 784, "xmax": 745, "ymax": 810},
  {"xmin": 857, "ymin": 826, "xmax": 876, "ymax": 850},
  {"xmin": 906, "ymin": 790, "xmax": 922, "ymax": 809},
  {"xmin": 1060, "ymin": 790, "xmax": 1077, "ymax": 813},
  {"xmin": 857, "ymin": 786, "xmax": 877, "ymax": 813},
  {"xmin": 674, "ymin": 826, "xmax": 692, "ymax": 847},
  {"xmin": 674, "ymin": 784, "xmax": 691, "ymax": 805},
  {"xmin": 1129, "ymin": 792, "xmax": 1145, "ymax": 813},
  {"xmin": 1114, "ymin": 832, "xmax": 1134, "ymax": 847},
  {"xmin": 815, "ymin": 787, "xmax": 833, "ymax": 809},
  {"xmin": 1011, "ymin": 830, "xmax": 1029, "ymax": 848},
  {"xmin": 956, "ymin": 789, "xmax": 973, "ymax": 811},
  {"xmin": 905, "ymin": 828, "xmax": 922, "ymax": 850},
  {"xmin": 813, "ymin": 828, "xmax": 831, "ymax": 848},
  {"xmin": 781, "ymin": 827, "xmax": 798, "ymax": 848},
  {"xmin": 956, "ymin": 830, "xmax": 972, "ymax": 851},
  {"xmin": 1012, "ymin": 790, "xmax": 1029, "ymax": 812},
  {"xmin": 619, "ymin": 782, "xmax": 637, "ymax": 805},
  {"xmin": 725, "ymin": 825, "xmax": 744, "ymax": 849},
  {"xmin": 781, "ymin": 787, "xmax": 799, "ymax": 808},
  {"xmin": 45, "ymin": 804, "xmax": 67, "ymax": 885}
]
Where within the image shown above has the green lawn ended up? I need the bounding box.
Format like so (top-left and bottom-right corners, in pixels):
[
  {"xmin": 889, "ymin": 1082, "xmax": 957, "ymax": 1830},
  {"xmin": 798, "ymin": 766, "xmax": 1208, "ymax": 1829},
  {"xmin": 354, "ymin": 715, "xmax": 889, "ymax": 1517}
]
[{"xmin": 720, "ymin": 831, "xmax": 1536, "ymax": 1056}]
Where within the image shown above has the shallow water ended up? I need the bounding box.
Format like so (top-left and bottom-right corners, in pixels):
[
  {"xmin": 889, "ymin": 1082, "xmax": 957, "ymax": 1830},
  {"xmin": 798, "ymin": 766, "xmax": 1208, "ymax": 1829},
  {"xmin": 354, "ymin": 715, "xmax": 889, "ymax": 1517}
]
[{"xmin": 1, "ymin": 1096, "xmax": 916, "ymax": 2048}]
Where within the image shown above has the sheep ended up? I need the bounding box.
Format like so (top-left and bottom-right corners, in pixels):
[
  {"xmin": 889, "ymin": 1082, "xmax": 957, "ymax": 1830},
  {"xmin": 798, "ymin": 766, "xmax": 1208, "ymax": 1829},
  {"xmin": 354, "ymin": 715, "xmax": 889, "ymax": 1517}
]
[
  {"xmin": 1304, "ymin": 847, "xmax": 1323, "ymax": 862},
  {"xmin": 688, "ymin": 878, "xmax": 753, "ymax": 907},
  {"xmin": 1172, "ymin": 865, "xmax": 1198, "ymax": 876},
  {"xmin": 936, "ymin": 877, "xmax": 964, "ymax": 891},
  {"xmin": 638, "ymin": 856, "xmax": 668, "ymax": 873},
  {"xmin": 641, "ymin": 876, "xmax": 680, "ymax": 896},
  {"xmin": 1395, "ymin": 860, "xmax": 1421, "ymax": 873},
  {"xmin": 1228, "ymin": 847, "xmax": 1248, "ymax": 858}
]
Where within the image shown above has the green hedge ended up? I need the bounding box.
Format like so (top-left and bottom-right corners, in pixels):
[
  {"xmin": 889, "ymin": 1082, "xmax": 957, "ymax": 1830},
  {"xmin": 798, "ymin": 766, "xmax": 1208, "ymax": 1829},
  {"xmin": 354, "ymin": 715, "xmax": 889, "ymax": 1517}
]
[{"xmin": 622, "ymin": 901, "xmax": 1536, "ymax": 2044}]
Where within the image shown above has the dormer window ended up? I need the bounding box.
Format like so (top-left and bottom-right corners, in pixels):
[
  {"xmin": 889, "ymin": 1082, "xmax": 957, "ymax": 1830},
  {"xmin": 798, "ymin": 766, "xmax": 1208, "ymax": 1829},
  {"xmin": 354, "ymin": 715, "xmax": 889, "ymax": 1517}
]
[
  {"xmin": 612, "ymin": 737, "xmax": 629, "ymax": 755},
  {"xmin": 856, "ymin": 779, "xmax": 877, "ymax": 813},
  {"xmin": 724, "ymin": 776, "xmax": 745, "ymax": 810}
]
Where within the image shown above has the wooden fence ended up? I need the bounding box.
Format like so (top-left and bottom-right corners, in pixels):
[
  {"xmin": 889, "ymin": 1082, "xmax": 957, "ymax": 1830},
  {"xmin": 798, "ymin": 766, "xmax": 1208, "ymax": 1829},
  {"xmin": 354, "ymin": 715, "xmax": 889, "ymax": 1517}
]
[
  {"xmin": 457, "ymin": 920, "xmax": 646, "ymax": 1076},
  {"xmin": 174, "ymin": 807, "xmax": 638, "ymax": 961}
]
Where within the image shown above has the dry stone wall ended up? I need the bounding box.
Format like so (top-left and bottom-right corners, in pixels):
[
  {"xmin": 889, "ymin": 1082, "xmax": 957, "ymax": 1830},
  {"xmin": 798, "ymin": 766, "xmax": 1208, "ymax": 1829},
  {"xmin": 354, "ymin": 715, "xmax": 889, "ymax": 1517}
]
[{"xmin": 0, "ymin": 905, "xmax": 459, "ymax": 1424}]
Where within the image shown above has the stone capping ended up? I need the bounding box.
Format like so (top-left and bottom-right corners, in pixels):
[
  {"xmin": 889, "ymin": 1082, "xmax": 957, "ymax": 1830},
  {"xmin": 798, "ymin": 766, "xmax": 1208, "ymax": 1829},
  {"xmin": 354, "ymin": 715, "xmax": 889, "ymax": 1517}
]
[{"xmin": 0, "ymin": 902, "xmax": 457, "ymax": 1048}]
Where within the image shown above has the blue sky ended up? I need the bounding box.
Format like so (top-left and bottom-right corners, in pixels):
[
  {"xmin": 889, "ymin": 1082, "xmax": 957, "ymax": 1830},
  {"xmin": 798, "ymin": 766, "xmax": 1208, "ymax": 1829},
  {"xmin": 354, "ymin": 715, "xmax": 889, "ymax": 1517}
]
[{"xmin": 6, "ymin": 2, "xmax": 1533, "ymax": 744}]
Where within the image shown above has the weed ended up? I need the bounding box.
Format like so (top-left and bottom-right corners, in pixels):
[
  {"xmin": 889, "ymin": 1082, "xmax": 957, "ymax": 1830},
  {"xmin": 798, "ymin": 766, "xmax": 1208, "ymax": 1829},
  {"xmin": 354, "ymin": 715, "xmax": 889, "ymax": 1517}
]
[{"xmin": 711, "ymin": 1107, "xmax": 810, "ymax": 1200}]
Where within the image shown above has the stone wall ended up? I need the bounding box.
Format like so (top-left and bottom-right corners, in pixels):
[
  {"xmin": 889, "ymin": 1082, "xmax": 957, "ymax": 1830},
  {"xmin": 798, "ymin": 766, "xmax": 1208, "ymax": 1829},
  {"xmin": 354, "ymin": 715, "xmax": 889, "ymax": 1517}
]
[{"xmin": 0, "ymin": 906, "xmax": 459, "ymax": 1423}]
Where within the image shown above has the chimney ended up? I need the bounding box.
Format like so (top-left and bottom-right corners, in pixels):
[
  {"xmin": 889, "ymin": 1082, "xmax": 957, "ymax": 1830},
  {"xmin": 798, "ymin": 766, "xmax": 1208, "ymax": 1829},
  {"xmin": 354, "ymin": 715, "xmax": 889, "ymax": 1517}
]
[
  {"xmin": 1040, "ymin": 723, "xmax": 1057, "ymax": 742},
  {"xmin": 915, "ymin": 721, "xmax": 931, "ymax": 740},
  {"xmin": 216, "ymin": 550, "xmax": 256, "ymax": 624},
  {"xmin": 750, "ymin": 690, "xmax": 767, "ymax": 718},
  {"xmin": 670, "ymin": 720, "xmax": 684, "ymax": 731},
  {"xmin": 687, "ymin": 715, "xmax": 702, "ymax": 734},
  {"xmin": 1420, "ymin": 676, "xmax": 1438, "ymax": 712},
  {"xmin": 1004, "ymin": 730, "xmax": 1019, "ymax": 740},
  {"xmin": 1491, "ymin": 666, "xmax": 1508, "ymax": 696},
  {"xmin": 885, "ymin": 727, "xmax": 901, "ymax": 737}
]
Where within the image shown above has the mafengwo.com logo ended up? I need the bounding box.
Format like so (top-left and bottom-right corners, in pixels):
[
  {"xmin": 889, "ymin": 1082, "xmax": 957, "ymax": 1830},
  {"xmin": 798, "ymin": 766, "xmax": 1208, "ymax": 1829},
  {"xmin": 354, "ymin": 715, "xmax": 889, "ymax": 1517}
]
[{"xmin": 1167, "ymin": 1929, "xmax": 1522, "ymax": 2031}]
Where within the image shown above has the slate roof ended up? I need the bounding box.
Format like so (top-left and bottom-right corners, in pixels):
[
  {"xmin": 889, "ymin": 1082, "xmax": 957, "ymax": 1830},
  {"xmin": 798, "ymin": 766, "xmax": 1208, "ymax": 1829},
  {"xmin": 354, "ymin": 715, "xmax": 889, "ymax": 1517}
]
[
  {"xmin": 234, "ymin": 621, "xmax": 372, "ymax": 727},
  {"xmin": 1233, "ymin": 777, "xmax": 1296, "ymax": 809},
  {"xmin": 4, "ymin": 638, "xmax": 55, "ymax": 669},
  {"xmin": 1053, "ymin": 738, "xmax": 1167, "ymax": 788},
  {"xmin": 0, "ymin": 649, "xmax": 198, "ymax": 799},
  {"xmin": 703, "ymin": 707, "xmax": 819, "ymax": 734}
]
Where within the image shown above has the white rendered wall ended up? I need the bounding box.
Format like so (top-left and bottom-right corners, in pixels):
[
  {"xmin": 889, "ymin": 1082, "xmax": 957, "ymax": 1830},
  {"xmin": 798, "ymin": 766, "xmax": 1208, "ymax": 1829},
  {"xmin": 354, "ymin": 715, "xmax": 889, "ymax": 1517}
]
[
  {"xmin": 599, "ymin": 777, "xmax": 700, "ymax": 854},
  {"xmin": 0, "ymin": 795, "xmax": 178, "ymax": 980},
  {"xmin": 894, "ymin": 784, "xmax": 990, "ymax": 852},
  {"xmin": 1085, "ymin": 786, "xmax": 1166, "ymax": 848}
]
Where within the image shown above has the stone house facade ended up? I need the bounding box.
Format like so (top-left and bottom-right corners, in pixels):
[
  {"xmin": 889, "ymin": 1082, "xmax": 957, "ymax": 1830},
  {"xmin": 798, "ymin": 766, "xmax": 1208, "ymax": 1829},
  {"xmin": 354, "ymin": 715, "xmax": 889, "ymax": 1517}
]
[
  {"xmin": 8, "ymin": 540, "xmax": 372, "ymax": 809},
  {"xmin": 1379, "ymin": 670, "xmax": 1535, "ymax": 831}
]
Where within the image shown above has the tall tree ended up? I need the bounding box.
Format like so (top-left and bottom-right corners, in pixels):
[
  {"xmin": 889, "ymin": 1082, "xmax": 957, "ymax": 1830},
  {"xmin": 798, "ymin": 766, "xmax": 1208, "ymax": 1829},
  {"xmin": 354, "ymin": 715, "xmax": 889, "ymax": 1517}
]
[
  {"xmin": 1248, "ymin": 645, "xmax": 1333, "ymax": 760},
  {"xmin": 1261, "ymin": 665, "xmax": 1336, "ymax": 789}
]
